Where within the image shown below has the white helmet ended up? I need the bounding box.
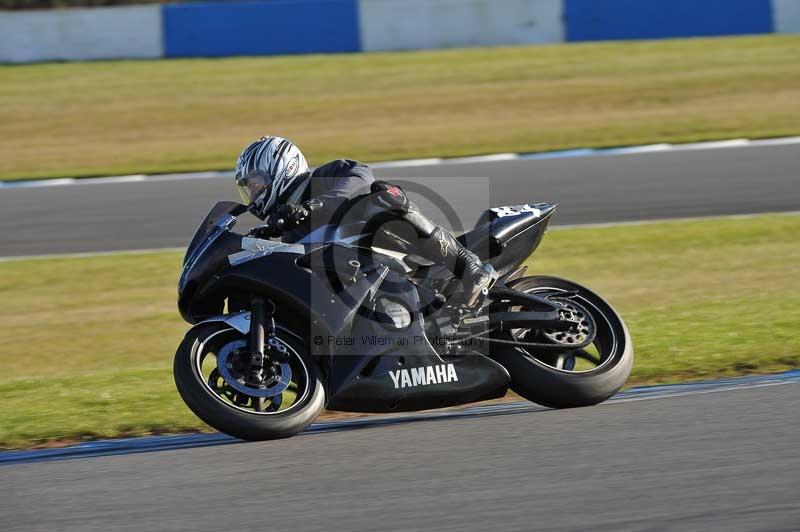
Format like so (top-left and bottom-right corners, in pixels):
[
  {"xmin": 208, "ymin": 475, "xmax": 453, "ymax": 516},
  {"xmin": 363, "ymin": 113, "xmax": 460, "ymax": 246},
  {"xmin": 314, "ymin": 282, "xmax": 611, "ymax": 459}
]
[{"xmin": 234, "ymin": 136, "xmax": 309, "ymax": 219}]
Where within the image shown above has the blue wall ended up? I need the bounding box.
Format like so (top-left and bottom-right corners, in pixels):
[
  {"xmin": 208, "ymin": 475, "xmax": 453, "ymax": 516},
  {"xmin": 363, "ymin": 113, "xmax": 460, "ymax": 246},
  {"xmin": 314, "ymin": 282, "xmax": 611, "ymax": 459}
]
[
  {"xmin": 565, "ymin": 0, "xmax": 774, "ymax": 42},
  {"xmin": 161, "ymin": 0, "xmax": 786, "ymax": 59},
  {"xmin": 8, "ymin": 0, "xmax": 790, "ymax": 63},
  {"xmin": 163, "ymin": 0, "xmax": 361, "ymax": 58}
]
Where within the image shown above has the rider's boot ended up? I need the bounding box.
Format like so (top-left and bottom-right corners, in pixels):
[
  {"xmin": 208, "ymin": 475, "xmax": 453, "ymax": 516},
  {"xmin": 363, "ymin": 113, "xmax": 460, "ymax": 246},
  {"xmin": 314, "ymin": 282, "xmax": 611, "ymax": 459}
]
[
  {"xmin": 369, "ymin": 181, "xmax": 498, "ymax": 307},
  {"xmin": 420, "ymin": 227, "xmax": 499, "ymax": 307}
]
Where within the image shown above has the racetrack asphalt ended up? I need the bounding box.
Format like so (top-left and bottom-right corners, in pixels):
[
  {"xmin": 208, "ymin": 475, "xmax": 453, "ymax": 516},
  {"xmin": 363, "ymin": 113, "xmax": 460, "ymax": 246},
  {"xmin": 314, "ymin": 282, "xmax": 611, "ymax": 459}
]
[
  {"xmin": 2, "ymin": 380, "xmax": 798, "ymax": 532},
  {"xmin": 0, "ymin": 143, "xmax": 798, "ymax": 257},
  {"xmin": 2, "ymin": 144, "xmax": 799, "ymax": 530}
]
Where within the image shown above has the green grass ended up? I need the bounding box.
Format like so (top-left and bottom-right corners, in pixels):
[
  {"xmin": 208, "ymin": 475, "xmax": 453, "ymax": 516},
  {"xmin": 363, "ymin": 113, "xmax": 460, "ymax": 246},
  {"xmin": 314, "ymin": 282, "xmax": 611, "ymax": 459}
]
[
  {"xmin": 0, "ymin": 214, "xmax": 797, "ymax": 448},
  {"xmin": 1, "ymin": 34, "xmax": 799, "ymax": 181},
  {"xmin": 536, "ymin": 217, "xmax": 800, "ymax": 382}
]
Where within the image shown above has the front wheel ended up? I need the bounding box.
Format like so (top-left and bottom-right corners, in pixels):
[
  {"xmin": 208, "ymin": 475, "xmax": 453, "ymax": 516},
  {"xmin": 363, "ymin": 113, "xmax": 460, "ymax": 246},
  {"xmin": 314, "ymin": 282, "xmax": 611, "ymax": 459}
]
[
  {"xmin": 174, "ymin": 322, "xmax": 325, "ymax": 440},
  {"xmin": 491, "ymin": 276, "xmax": 633, "ymax": 408}
]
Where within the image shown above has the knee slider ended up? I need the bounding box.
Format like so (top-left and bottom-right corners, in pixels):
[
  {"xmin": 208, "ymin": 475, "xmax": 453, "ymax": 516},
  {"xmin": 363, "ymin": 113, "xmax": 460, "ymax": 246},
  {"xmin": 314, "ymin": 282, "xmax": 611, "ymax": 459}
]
[{"xmin": 371, "ymin": 181, "xmax": 410, "ymax": 212}]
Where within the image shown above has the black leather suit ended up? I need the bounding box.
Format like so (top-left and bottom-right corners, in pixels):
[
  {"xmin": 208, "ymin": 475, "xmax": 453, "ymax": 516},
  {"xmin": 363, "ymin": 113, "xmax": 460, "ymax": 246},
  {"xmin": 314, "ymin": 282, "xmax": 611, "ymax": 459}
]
[{"xmin": 278, "ymin": 159, "xmax": 493, "ymax": 305}]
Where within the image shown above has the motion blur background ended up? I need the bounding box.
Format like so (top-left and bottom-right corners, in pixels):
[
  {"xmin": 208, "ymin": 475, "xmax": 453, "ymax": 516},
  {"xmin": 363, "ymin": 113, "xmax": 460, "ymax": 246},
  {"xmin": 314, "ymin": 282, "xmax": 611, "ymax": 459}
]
[{"xmin": 0, "ymin": 0, "xmax": 798, "ymax": 450}]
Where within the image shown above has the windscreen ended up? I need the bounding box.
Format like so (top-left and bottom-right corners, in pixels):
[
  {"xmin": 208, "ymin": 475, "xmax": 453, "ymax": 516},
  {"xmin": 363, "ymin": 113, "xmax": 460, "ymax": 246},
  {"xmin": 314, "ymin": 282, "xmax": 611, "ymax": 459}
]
[{"xmin": 183, "ymin": 201, "xmax": 247, "ymax": 265}]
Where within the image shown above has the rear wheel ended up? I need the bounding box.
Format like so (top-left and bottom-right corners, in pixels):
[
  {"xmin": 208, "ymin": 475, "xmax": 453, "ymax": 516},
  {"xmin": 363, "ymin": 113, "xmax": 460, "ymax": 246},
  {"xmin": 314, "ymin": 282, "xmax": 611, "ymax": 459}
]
[
  {"xmin": 174, "ymin": 322, "xmax": 325, "ymax": 440},
  {"xmin": 491, "ymin": 276, "xmax": 633, "ymax": 408}
]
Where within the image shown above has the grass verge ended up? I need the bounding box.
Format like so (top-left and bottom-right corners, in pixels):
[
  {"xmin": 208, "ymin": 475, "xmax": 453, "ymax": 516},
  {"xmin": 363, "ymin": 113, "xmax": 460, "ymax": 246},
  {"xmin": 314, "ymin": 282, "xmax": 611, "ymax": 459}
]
[
  {"xmin": 1, "ymin": 34, "xmax": 800, "ymax": 181},
  {"xmin": 0, "ymin": 214, "xmax": 798, "ymax": 448}
]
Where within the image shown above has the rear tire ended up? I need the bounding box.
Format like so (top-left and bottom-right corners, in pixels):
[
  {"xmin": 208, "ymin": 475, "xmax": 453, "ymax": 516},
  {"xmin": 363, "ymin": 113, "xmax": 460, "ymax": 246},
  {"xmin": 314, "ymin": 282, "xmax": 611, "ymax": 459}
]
[
  {"xmin": 491, "ymin": 276, "xmax": 633, "ymax": 408},
  {"xmin": 174, "ymin": 323, "xmax": 325, "ymax": 441}
]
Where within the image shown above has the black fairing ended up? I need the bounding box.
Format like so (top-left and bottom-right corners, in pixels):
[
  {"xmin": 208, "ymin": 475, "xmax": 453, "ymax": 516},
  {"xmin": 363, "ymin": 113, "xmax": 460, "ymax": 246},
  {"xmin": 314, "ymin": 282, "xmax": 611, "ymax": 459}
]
[
  {"xmin": 323, "ymin": 270, "xmax": 510, "ymax": 412},
  {"xmin": 196, "ymin": 249, "xmax": 381, "ymax": 340},
  {"xmin": 178, "ymin": 202, "xmax": 247, "ymax": 322},
  {"xmin": 184, "ymin": 246, "xmax": 511, "ymax": 412},
  {"xmin": 458, "ymin": 203, "xmax": 556, "ymax": 276},
  {"xmin": 176, "ymin": 200, "xmax": 565, "ymax": 413}
]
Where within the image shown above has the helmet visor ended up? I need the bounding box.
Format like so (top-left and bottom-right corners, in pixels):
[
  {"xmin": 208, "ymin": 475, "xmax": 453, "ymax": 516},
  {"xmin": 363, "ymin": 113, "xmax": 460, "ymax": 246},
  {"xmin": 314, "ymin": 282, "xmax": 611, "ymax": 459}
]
[{"xmin": 236, "ymin": 170, "xmax": 272, "ymax": 206}]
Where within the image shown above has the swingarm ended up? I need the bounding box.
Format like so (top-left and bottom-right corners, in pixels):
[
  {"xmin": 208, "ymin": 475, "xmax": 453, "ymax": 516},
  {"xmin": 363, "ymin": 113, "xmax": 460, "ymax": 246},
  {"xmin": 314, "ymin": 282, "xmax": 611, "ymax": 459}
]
[{"xmin": 459, "ymin": 286, "xmax": 596, "ymax": 350}]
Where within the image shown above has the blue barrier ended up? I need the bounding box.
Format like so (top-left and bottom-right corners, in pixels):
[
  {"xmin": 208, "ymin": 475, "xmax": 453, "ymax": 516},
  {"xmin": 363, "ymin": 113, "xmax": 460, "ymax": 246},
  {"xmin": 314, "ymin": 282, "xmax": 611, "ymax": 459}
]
[
  {"xmin": 163, "ymin": 0, "xmax": 361, "ymax": 58},
  {"xmin": 3, "ymin": 0, "xmax": 797, "ymax": 64},
  {"xmin": 565, "ymin": 0, "xmax": 775, "ymax": 42}
]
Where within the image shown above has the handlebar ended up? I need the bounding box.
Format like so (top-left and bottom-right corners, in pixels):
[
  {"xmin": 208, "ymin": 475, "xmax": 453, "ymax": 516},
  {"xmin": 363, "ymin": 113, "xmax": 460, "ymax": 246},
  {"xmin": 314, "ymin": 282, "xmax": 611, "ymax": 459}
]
[
  {"xmin": 272, "ymin": 218, "xmax": 287, "ymax": 232},
  {"xmin": 248, "ymin": 199, "xmax": 323, "ymax": 239},
  {"xmin": 247, "ymin": 220, "xmax": 282, "ymax": 239}
]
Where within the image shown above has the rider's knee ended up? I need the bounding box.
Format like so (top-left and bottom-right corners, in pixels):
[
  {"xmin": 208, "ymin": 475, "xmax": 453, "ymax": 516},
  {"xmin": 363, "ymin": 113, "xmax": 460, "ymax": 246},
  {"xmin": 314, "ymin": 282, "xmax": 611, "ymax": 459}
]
[{"xmin": 370, "ymin": 181, "xmax": 410, "ymax": 213}]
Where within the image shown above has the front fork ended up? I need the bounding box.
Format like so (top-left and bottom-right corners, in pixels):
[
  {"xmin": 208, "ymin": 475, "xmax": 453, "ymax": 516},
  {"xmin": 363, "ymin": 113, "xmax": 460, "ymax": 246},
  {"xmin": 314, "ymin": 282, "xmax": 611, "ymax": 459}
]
[{"xmin": 248, "ymin": 296, "xmax": 283, "ymax": 381}]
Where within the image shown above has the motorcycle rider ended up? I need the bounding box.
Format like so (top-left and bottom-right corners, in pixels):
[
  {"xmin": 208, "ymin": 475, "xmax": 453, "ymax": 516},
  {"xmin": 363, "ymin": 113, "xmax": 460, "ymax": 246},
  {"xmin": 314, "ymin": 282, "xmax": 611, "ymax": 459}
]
[{"xmin": 235, "ymin": 136, "xmax": 497, "ymax": 307}]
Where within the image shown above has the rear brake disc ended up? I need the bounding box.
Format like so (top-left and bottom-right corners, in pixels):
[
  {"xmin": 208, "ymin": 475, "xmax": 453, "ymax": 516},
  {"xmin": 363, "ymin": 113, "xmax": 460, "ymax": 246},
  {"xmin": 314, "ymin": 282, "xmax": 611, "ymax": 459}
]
[{"xmin": 542, "ymin": 299, "xmax": 596, "ymax": 348}]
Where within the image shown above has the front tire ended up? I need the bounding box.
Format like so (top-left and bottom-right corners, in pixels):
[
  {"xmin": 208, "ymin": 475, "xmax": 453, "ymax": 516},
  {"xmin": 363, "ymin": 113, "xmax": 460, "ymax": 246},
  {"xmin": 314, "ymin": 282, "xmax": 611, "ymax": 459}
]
[
  {"xmin": 174, "ymin": 322, "xmax": 325, "ymax": 441},
  {"xmin": 491, "ymin": 276, "xmax": 633, "ymax": 408}
]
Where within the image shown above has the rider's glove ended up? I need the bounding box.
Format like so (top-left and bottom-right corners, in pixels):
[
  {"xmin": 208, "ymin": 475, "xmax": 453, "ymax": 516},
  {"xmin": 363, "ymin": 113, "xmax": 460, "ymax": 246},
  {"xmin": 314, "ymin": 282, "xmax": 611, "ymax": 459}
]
[
  {"xmin": 247, "ymin": 224, "xmax": 280, "ymax": 239},
  {"xmin": 266, "ymin": 203, "xmax": 311, "ymax": 233},
  {"xmin": 252, "ymin": 200, "xmax": 323, "ymax": 238}
]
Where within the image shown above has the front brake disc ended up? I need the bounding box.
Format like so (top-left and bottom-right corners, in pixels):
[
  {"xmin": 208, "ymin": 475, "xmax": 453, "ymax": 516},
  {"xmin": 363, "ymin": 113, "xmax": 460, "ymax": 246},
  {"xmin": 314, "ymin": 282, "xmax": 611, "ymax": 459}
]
[{"xmin": 216, "ymin": 340, "xmax": 292, "ymax": 398}]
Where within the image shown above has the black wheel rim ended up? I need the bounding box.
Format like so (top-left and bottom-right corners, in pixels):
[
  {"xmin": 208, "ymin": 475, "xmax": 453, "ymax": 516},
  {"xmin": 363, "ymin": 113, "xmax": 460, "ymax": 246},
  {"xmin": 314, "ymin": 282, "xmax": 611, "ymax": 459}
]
[
  {"xmin": 194, "ymin": 328, "xmax": 311, "ymax": 415},
  {"xmin": 510, "ymin": 286, "xmax": 620, "ymax": 374}
]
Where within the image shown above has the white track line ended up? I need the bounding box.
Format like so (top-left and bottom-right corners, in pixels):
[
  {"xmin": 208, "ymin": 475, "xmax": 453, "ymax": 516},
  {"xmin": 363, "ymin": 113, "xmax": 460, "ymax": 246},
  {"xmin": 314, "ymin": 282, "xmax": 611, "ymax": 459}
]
[
  {"xmin": 550, "ymin": 210, "xmax": 800, "ymax": 231},
  {"xmin": 1, "ymin": 211, "xmax": 798, "ymax": 262},
  {"xmin": 0, "ymin": 247, "xmax": 184, "ymax": 263},
  {"xmin": 2, "ymin": 136, "xmax": 799, "ymax": 190},
  {"xmin": 1, "ymin": 372, "xmax": 796, "ymax": 465},
  {"xmin": 607, "ymin": 380, "xmax": 795, "ymax": 405}
]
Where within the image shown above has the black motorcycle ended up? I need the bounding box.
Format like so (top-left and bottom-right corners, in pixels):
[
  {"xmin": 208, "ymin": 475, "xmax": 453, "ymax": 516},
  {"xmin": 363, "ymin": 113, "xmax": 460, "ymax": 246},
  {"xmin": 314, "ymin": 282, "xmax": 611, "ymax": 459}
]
[{"xmin": 174, "ymin": 200, "xmax": 633, "ymax": 440}]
